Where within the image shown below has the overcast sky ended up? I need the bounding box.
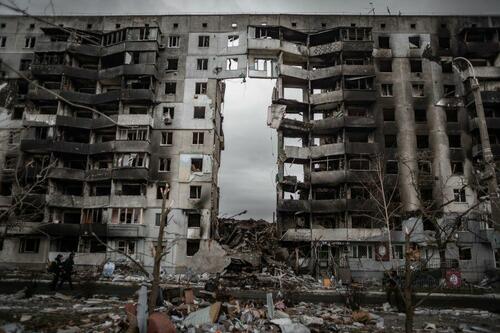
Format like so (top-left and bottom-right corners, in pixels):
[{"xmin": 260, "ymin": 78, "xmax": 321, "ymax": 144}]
[
  {"xmin": 0, "ymin": 0, "xmax": 500, "ymax": 16},
  {"xmin": 2, "ymin": 0, "xmax": 499, "ymax": 220}
]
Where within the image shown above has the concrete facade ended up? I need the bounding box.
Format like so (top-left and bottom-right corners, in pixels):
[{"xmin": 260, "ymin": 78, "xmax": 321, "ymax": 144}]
[{"xmin": 0, "ymin": 14, "xmax": 499, "ymax": 280}]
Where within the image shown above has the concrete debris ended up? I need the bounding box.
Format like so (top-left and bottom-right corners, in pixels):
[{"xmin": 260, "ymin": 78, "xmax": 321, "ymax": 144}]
[{"xmin": 424, "ymin": 322, "xmax": 437, "ymax": 330}]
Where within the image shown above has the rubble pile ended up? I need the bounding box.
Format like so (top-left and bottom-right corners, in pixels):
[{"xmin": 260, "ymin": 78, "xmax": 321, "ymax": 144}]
[{"xmin": 0, "ymin": 290, "xmax": 128, "ymax": 333}]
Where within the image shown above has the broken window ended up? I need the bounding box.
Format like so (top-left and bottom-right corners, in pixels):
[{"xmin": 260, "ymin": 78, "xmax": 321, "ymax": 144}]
[
  {"xmin": 115, "ymin": 208, "xmax": 142, "ymax": 224},
  {"xmin": 165, "ymin": 82, "xmax": 176, "ymax": 95},
  {"xmin": 344, "ymin": 76, "xmax": 373, "ymax": 90},
  {"xmin": 312, "ymin": 157, "xmax": 344, "ymax": 172},
  {"xmin": 410, "ymin": 59, "xmax": 422, "ymax": 73},
  {"xmin": 119, "ymin": 127, "xmax": 149, "ymax": 141},
  {"xmin": 24, "ymin": 36, "xmax": 36, "ymax": 48},
  {"xmin": 378, "ymin": 60, "xmax": 392, "ymax": 72},
  {"xmin": 191, "ymin": 158, "xmax": 203, "ymax": 172},
  {"xmin": 439, "ymin": 36, "xmax": 450, "ymax": 49},
  {"xmin": 448, "ymin": 135, "xmax": 461, "ymax": 148},
  {"xmin": 186, "ymin": 240, "xmax": 200, "ymax": 256},
  {"xmin": 117, "ymin": 240, "xmax": 136, "ymax": 255},
  {"xmin": 159, "ymin": 158, "xmax": 171, "ymax": 172},
  {"xmin": 192, "ymin": 132, "xmax": 204, "ymax": 144},
  {"xmin": 3, "ymin": 156, "xmax": 17, "ymax": 170},
  {"xmin": 418, "ymin": 161, "xmax": 432, "ymax": 174},
  {"xmin": 347, "ymin": 107, "xmax": 368, "ymax": 117},
  {"xmin": 197, "ymin": 58, "xmax": 208, "ymax": 70},
  {"xmin": 381, "ymin": 84, "xmax": 393, "ymax": 97},
  {"xmin": 451, "ymin": 161, "xmax": 464, "ymax": 174},
  {"xmin": 352, "ymin": 215, "xmax": 373, "ymax": 228},
  {"xmin": 161, "ymin": 132, "xmax": 173, "ymax": 145},
  {"xmin": 254, "ymin": 58, "xmax": 272, "ymax": 72},
  {"xmin": 129, "ymin": 107, "xmax": 149, "ymax": 115},
  {"xmin": 227, "ymin": 35, "xmax": 239, "ymax": 47},
  {"xmin": 441, "ymin": 60, "xmax": 453, "ymax": 73},
  {"xmin": 385, "ymin": 135, "xmax": 397, "ymax": 148},
  {"xmin": 166, "ymin": 58, "xmax": 178, "ymax": 71},
  {"xmin": 412, "ymin": 83, "xmax": 425, "ymax": 97},
  {"xmin": 63, "ymin": 211, "xmax": 81, "ymax": 224},
  {"xmin": 8, "ymin": 130, "xmax": 20, "ymax": 145},
  {"xmin": 198, "ymin": 35, "xmax": 209, "ymax": 47},
  {"xmin": 19, "ymin": 59, "xmax": 32, "ymax": 71},
  {"xmin": 168, "ymin": 36, "xmax": 180, "ymax": 48},
  {"xmin": 226, "ymin": 58, "xmax": 238, "ymax": 70},
  {"xmin": 0, "ymin": 36, "xmax": 6, "ymax": 47},
  {"xmin": 444, "ymin": 85, "xmax": 455, "ymax": 97},
  {"xmin": 408, "ymin": 35, "xmax": 420, "ymax": 49},
  {"xmin": 195, "ymin": 82, "xmax": 207, "ymax": 94},
  {"xmin": 156, "ymin": 183, "xmax": 170, "ymax": 200},
  {"xmin": 349, "ymin": 158, "xmax": 370, "ymax": 170},
  {"xmin": 0, "ymin": 182, "xmax": 12, "ymax": 196},
  {"xmin": 350, "ymin": 187, "xmax": 369, "ymax": 200},
  {"xmin": 120, "ymin": 183, "xmax": 144, "ymax": 196},
  {"xmin": 378, "ymin": 36, "xmax": 390, "ymax": 49},
  {"xmin": 350, "ymin": 244, "xmax": 373, "ymax": 259},
  {"xmin": 193, "ymin": 106, "xmax": 206, "ymax": 119},
  {"xmin": 459, "ymin": 247, "xmax": 472, "ymax": 260},
  {"xmin": 392, "ymin": 245, "xmax": 404, "ymax": 259},
  {"xmin": 116, "ymin": 153, "xmax": 149, "ymax": 168},
  {"xmin": 12, "ymin": 107, "xmax": 24, "ymax": 120},
  {"xmin": 417, "ymin": 135, "xmax": 429, "ymax": 149},
  {"xmin": 454, "ymin": 188, "xmax": 466, "ymax": 203},
  {"xmin": 383, "ymin": 108, "xmax": 395, "ymax": 121},
  {"xmin": 386, "ymin": 160, "xmax": 398, "ymax": 174},
  {"xmin": 188, "ymin": 214, "xmax": 201, "ymax": 228},
  {"xmin": 414, "ymin": 108, "xmax": 426, "ymax": 122},
  {"xmin": 189, "ymin": 186, "xmax": 202, "ymax": 199},
  {"xmin": 91, "ymin": 183, "xmax": 111, "ymax": 196},
  {"xmin": 19, "ymin": 238, "xmax": 40, "ymax": 253}
]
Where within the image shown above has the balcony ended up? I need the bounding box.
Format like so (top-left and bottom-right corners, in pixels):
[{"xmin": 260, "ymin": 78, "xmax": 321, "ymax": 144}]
[
  {"xmin": 110, "ymin": 195, "xmax": 147, "ymax": 208},
  {"xmin": 470, "ymin": 117, "xmax": 500, "ymax": 130},
  {"xmin": 279, "ymin": 64, "xmax": 374, "ymax": 82},
  {"xmin": 312, "ymin": 116, "xmax": 376, "ymax": 135},
  {"xmin": 309, "ymin": 89, "xmax": 376, "ymax": 105},
  {"xmin": 309, "ymin": 40, "xmax": 373, "ymax": 56},
  {"xmin": 107, "ymin": 224, "xmax": 146, "ymax": 238},
  {"xmin": 35, "ymin": 41, "xmax": 101, "ymax": 56},
  {"xmin": 311, "ymin": 170, "xmax": 373, "ymax": 186},
  {"xmin": 60, "ymin": 89, "xmax": 155, "ymax": 105},
  {"xmin": 247, "ymin": 38, "xmax": 308, "ymax": 58},
  {"xmin": 277, "ymin": 198, "xmax": 376, "ymax": 213},
  {"xmin": 99, "ymin": 64, "xmax": 159, "ymax": 80},
  {"xmin": 41, "ymin": 223, "xmax": 80, "ymax": 236},
  {"xmin": 27, "ymin": 88, "xmax": 59, "ymax": 101},
  {"xmin": 31, "ymin": 64, "xmax": 97, "ymax": 80},
  {"xmin": 83, "ymin": 196, "xmax": 110, "ymax": 208},
  {"xmin": 283, "ymin": 142, "xmax": 378, "ymax": 162},
  {"xmin": 48, "ymin": 167, "xmax": 85, "ymax": 181},
  {"xmin": 86, "ymin": 169, "xmax": 112, "ymax": 181},
  {"xmin": 481, "ymin": 91, "xmax": 500, "ymax": 105},
  {"xmin": 281, "ymin": 227, "xmax": 384, "ymax": 242},
  {"xmin": 112, "ymin": 168, "xmax": 149, "ymax": 180},
  {"xmin": 46, "ymin": 194, "xmax": 84, "ymax": 208}
]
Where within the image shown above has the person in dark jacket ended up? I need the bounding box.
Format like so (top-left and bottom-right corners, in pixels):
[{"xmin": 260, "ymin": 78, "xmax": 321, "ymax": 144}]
[
  {"xmin": 58, "ymin": 252, "xmax": 75, "ymax": 290},
  {"xmin": 50, "ymin": 254, "xmax": 63, "ymax": 291}
]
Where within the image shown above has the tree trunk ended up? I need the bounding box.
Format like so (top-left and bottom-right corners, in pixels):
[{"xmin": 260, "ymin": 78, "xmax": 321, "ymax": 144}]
[
  {"xmin": 404, "ymin": 232, "xmax": 414, "ymax": 333},
  {"xmin": 148, "ymin": 185, "xmax": 169, "ymax": 314},
  {"xmin": 439, "ymin": 245, "xmax": 447, "ymax": 272}
]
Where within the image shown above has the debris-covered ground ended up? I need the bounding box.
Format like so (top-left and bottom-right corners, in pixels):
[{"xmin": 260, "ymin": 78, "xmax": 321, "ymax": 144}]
[{"xmin": 1, "ymin": 285, "xmax": 500, "ymax": 333}]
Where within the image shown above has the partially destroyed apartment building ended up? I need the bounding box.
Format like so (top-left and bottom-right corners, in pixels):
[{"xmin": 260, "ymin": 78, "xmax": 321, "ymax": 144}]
[{"xmin": 0, "ymin": 14, "xmax": 499, "ymax": 279}]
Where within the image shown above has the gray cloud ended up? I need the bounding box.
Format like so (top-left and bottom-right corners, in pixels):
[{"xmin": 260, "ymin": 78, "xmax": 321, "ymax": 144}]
[{"xmin": 1, "ymin": 0, "xmax": 499, "ymax": 15}]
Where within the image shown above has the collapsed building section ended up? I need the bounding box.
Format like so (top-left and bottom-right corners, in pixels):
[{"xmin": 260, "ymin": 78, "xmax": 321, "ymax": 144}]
[{"xmin": 252, "ymin": 23, "xmax": 500, "ymax": 281}]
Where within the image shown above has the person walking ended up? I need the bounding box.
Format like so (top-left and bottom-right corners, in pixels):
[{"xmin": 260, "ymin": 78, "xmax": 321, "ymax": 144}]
[
  {"xmin": 58, "ymin": 252, "xmax": 75, "ymax": 290},
  {"xmin": 49, "ymin": 254, "xmax": 63, "ymax": 291}
]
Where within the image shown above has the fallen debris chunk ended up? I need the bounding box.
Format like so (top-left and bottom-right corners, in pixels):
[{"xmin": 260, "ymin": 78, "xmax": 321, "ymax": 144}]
[
  {"xmin": 424, "ymin": 322, "xmax": 437, "ymax": 330},
  {"xmin": 183, "ymin": 302, "xmax": 221, "ymax": 327}
]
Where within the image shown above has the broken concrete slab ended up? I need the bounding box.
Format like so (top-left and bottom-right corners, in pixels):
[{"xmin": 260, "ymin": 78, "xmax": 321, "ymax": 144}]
[
  {"xmin": 190, "ymin": 241, "xmax": 231, "ymax": 274},
  {"xmin": 183, "ymin": 302, "xmax": 221, "ymax": 327}
]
